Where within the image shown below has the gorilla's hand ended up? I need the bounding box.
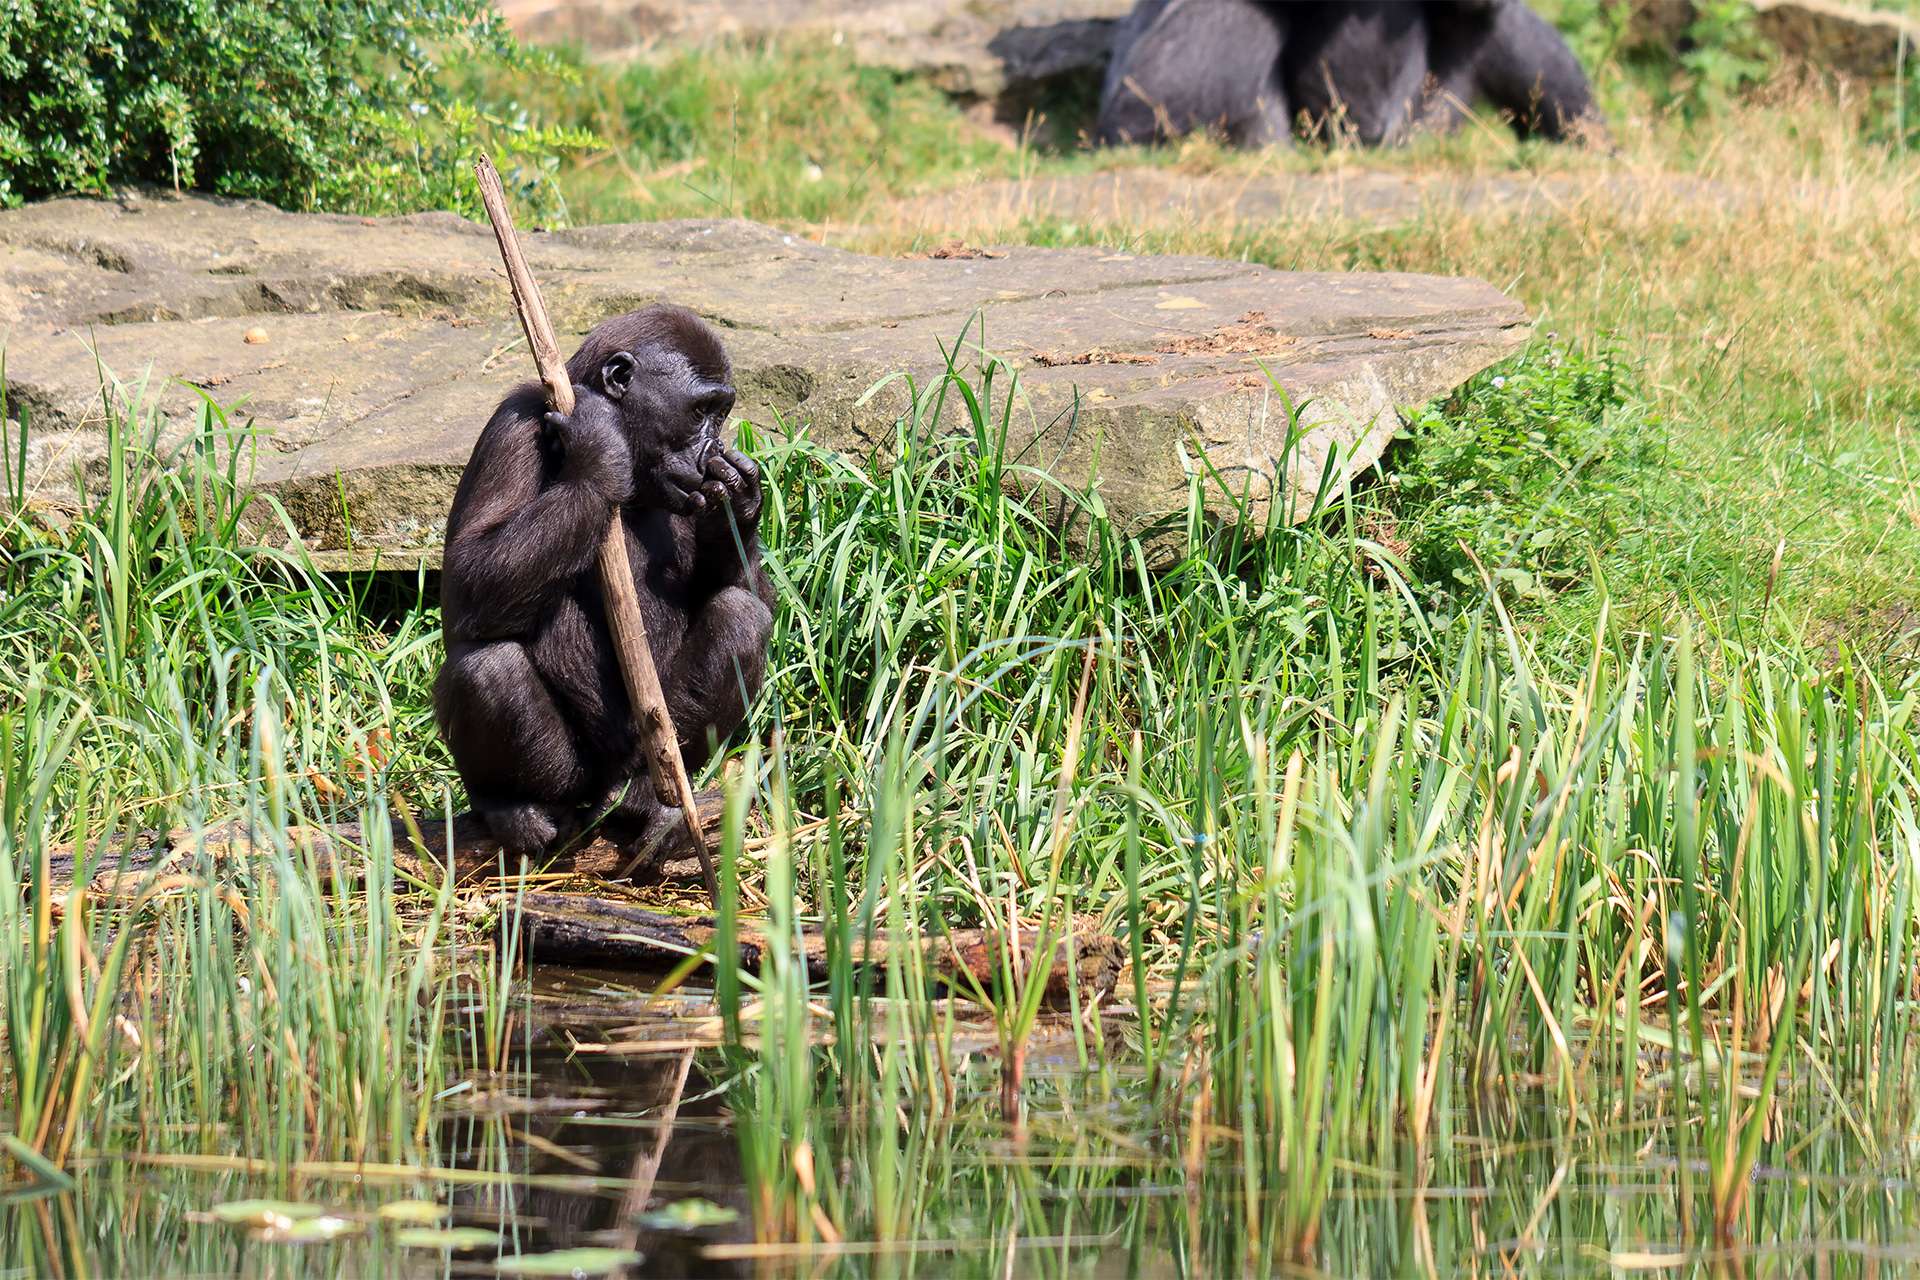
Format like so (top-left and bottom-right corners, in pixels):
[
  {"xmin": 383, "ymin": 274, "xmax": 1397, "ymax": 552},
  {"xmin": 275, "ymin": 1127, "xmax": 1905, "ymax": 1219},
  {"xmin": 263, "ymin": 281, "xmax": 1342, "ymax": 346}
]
[
  {"xmin": 695, "ymin": 445, "xmax": 763, "ymax": 541},
  {"xmin": 649, "ymin": 451, "xmax": 709, "ymax": 516},
  {"xmin": 545, "ymin": 389, "xmax": 633, "ymax": 506}
]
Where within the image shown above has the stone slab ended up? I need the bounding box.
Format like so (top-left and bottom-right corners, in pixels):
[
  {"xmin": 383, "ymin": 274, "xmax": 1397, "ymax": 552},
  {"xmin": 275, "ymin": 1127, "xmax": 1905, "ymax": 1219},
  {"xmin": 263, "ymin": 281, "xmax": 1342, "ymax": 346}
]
[
  {"xmin": 1629, "ymin": 0, "xmax": 1920, "ymax": 77},
  {"xmin": 0, "ymin": 191, "xmax": 1528, "ymax": 566},
  {"xmin": 1754, "ymin": 0, "xmax": 1920, "ymax": 77}
]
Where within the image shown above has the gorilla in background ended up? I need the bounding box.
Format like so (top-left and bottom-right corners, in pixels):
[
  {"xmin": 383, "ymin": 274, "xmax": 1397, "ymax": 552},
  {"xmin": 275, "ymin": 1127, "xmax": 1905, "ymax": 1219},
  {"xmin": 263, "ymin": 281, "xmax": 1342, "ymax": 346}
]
[{"xmin": 1095, "ymin": 0, "xmax": 1602, "ymax": 148}]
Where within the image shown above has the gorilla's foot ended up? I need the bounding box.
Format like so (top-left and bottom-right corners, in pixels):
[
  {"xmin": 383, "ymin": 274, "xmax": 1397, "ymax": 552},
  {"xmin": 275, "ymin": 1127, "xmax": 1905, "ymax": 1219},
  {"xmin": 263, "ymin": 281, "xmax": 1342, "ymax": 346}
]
[
  {"xmin": 611, "ymin": 803, "xmax": 699, "ymax": 882},
  {"xmin": 478, "ymin": 801, "xmax": 574, "ymax": 860}
]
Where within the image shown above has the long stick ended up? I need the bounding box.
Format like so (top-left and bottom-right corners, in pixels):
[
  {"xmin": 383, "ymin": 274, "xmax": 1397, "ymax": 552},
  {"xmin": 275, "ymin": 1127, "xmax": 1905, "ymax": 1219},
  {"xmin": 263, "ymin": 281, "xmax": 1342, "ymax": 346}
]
[
  {"xmin": 473, "ymin": 155, "xmax": 716, "ymax": 898},
  {"xmin": 611, "ymin": 1047, "xmax": 695, "ymax": 1257}
]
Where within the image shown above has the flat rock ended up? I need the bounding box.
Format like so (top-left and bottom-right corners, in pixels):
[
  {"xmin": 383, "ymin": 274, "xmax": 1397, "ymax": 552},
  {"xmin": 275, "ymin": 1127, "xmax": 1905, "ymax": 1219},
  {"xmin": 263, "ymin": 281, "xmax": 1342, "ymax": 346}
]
[
  {"xmin": 1753, "ymin": 0, "xmax": 1920, "ymax": 77},
  {"xmin": 495, "ymin": 0, "xmax": 1130, "ymax": 106},
  {"xmin": 0, "ymin": 191, "xmax": 1528, "ymax": 565}
]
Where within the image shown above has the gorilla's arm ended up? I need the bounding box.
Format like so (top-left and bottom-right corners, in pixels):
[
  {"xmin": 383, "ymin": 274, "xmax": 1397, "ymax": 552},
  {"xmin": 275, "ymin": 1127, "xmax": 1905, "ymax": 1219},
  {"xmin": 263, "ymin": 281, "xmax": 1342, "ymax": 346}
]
[
  {"xmin": 1095, "ymin": 0, "xmax": 1291, "ymax": 146},
  {"xmin": 1470, "ymin": 2, "xmax": 1601, "ymax": 140},
  {"xmin": 441, "ymin": 385, "xmax": 633, "ymax": 642}
]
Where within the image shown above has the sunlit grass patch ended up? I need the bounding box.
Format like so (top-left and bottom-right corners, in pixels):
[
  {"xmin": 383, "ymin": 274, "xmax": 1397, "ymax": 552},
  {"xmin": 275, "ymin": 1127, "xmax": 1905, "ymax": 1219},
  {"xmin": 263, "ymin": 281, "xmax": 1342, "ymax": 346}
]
[{"xmin": 496, "ymin": 41, "xmax": 1036, "ymax": 227}]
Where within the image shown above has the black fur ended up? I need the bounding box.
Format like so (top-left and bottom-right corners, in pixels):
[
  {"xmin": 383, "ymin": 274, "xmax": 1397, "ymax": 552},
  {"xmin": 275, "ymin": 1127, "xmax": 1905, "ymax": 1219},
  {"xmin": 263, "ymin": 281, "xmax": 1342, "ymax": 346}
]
[
  {"xmin": 435, "ymin": 304, "xmax": 774, "ymax": 869},
  {"xmin": 1096, "ymin": 0, "xmax": 1601, "ymax": 148}
]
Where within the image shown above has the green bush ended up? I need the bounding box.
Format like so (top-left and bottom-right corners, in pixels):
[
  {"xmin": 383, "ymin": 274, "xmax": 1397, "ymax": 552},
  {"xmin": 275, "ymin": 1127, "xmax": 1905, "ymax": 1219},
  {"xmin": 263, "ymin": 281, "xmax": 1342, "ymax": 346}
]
[
  {"xmin": 1672, "ymin": 0, "xmax": 1774, "ymax": 117},
  {"xmin": 0, "ymin": 0, "xmax": 594, "ymax": 216},
  {"xmin": 1374, "ymin": 344, "xmax": 1661, "ymax": 620}
]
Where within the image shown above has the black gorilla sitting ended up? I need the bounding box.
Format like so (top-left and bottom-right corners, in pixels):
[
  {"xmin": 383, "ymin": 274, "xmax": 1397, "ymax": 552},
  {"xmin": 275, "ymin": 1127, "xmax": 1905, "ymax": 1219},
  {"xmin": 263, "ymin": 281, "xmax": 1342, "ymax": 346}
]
[
  {"xmin": 1095, "ymin": 0, "xmax": 1602, "ymax": 148},
  {"xmin": 435, "ymin": 305, "xmax": 773, "ymax": 866}
]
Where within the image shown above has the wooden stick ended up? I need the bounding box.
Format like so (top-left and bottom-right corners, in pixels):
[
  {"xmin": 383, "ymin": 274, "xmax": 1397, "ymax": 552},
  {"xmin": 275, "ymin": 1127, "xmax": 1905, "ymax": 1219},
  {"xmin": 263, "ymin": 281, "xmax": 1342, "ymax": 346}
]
[
  {"xmin": 505, "ymin": 893, "xmax": 1126, "ymax": 1004},
  {"xmin": 611, "ymin": 1047, "xmax": 695, "ymax": 1255},
  {"xmin": 473, "ymin": 154, "xmax": 716, "ymax": 898}
]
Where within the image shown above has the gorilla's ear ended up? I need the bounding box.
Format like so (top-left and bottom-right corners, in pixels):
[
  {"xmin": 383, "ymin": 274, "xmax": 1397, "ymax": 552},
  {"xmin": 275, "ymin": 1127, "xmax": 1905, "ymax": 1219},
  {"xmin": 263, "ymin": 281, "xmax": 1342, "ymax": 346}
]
[{"xmin": 599, "ymin": 351, "xmax": 637, "ymax": 400}]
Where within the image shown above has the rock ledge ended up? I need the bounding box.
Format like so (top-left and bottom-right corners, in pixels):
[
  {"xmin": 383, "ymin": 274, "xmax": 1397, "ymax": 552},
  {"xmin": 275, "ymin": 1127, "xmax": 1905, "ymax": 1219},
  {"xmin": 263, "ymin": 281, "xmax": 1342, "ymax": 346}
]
[{"xmin": 0, "ymin": 192, "xmax": 1529, "ymax": 566}]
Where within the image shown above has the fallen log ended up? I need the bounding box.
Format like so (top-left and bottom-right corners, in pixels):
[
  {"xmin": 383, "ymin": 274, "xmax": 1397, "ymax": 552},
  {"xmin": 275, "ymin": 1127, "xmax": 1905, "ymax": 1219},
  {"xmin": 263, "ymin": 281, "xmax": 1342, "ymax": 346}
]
[
  {"xmin": 41, "ymin": 791, "xmax": 731, "ymax": 897},
  {"xmin": 40, "ymin": 813, "xmax": 1127, "ymax": 1005},
  {"xmin": 503, "ymin": 891, "xmax": 1123, "ymax": 1003}
]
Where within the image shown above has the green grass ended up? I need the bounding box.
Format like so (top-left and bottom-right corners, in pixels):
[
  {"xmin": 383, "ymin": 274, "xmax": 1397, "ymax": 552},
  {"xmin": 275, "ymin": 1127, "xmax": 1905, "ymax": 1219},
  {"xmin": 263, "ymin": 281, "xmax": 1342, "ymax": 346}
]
[
  {"xmin": 10, "ymin": 337, "xmax": 1919, "ymax": 1269},
  {"xmin": 0, "ymin": 372, "xmax": 463, "ymax": 1165},
  {"xmin": 498, "ymin": 42, "xmax": 1041, "ymax": 227},
  {"xmin": 984, "ymin": 179, "xmax": 1920, "ymax": 663},
  {"xmin": 718, "ymin": 346, "xmax": 1920, "ymax": 1269}
]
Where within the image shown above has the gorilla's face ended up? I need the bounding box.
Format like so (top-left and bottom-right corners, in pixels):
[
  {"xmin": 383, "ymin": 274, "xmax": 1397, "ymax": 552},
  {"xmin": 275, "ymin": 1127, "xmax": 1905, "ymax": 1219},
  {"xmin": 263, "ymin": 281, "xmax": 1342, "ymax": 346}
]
[{"xmin": 598, "ymin": 344, "xmax": 736, "ymax": 511}]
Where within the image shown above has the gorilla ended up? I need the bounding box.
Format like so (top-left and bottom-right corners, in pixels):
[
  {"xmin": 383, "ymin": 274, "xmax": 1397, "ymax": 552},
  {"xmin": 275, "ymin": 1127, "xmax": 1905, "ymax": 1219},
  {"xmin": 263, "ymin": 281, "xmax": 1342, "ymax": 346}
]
[
  {"xmin": 1095, "ymin": 0, "xmax": 1603, "ymax": 148},
  {"xmin": 435, "ymin": 305, "xmax": 773, "ymax": 867}
]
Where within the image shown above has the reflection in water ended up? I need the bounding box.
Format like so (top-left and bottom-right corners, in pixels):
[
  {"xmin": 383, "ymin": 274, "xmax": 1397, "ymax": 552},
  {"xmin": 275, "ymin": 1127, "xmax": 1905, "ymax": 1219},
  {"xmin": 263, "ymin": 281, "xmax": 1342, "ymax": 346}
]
[{"xmin": 8, "ymin": 966, "xmax": 1920, "ymax": 1279}]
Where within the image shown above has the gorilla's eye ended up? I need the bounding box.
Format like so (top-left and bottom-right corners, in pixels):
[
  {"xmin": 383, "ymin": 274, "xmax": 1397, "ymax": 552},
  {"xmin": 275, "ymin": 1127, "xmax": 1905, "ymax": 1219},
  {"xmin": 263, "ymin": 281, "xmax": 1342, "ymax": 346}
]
[{"xmin": 692, "ymin": 384, "xmax": 736, "ymax": 424}]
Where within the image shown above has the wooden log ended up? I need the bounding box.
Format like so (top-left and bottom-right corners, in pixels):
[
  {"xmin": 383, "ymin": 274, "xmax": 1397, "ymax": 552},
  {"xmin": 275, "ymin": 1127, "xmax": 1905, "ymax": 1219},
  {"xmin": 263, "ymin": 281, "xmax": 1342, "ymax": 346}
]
[
  {"xmin": 504, "ymin": 891, "xmax": 1124, "ymax": 1004},
  {"xmin": 37, "ymin": 820, "xmax": 1127, "ymax": 1006},
  {"xmin": 40, "ymin": 791, "xmax": 731, "ymax": 897},
  {"xmin": 472, "ymin": 154, "xmax": 715, "ymax": 899}
]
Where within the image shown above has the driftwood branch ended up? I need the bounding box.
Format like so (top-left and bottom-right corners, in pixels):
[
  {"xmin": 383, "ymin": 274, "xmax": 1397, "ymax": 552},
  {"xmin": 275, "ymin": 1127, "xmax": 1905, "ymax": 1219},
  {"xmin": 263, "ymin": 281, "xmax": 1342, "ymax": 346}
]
[
  {"xmin": 42, "ymin": 793, "xmax": 731, "ymax": 897},
  {"xmin": 39, "ymin": 821, "xmax": 1125, "ymax": 1007},
  {"xmin": 472, "ymin": 154, "xmax": 715, "ymax": 899},
  {"xmin": 41, "ymin": 821, "xmax": 1121, "ymax": 1013},
  {"xmin": 506, "ymin": 892, "xmax": 1124, "ymax": 1004}
]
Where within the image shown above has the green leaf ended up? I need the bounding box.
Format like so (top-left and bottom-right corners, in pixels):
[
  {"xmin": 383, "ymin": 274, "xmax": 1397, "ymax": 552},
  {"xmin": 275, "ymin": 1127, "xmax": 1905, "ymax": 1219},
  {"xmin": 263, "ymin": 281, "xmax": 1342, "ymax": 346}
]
[
  {"xmin": 397, "ymin": 1226, "xmax": 500, "ymax": 1250},
  {"xmin": 210, "ymin": 1199, "xmax": 326, "ymax": 1227},
  {"xmin": 494, "ymin": 1248, "xmax": 643, "ymax": 1276},
  {"xmin": 377, "ymin": 1200, "xmax": 448, "ymax": 1223},
  {"xmin": 636, "ymin": 1197, "xmax": 739, "ymax": 1230},
  {"xmin": 1, "ymin": 1136, "xmax": 74, "ymax": 1192},
  {"xmin": 276, "ymin": 1215, "xmax": 363, "ymax": 1243}
]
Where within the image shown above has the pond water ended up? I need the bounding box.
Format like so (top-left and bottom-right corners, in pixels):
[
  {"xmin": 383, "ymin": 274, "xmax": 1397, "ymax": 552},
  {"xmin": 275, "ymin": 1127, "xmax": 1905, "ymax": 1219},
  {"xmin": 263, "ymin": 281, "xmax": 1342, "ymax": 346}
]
[{"xmin": 8, "ymin": 965, "xmax": 1920, "ymax": 1278}]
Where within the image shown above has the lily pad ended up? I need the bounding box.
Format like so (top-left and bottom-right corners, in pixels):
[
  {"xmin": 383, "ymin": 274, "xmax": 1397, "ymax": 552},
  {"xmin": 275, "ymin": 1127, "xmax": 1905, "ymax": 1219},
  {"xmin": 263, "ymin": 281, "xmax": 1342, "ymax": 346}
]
[
  {"xmin": 397, "ymin": 1226, "xmax": 500, "ymax": 1250},
  {"xmin": 274, "ymin": 1215, "xmax": 362, "ymax": 1244},
  {"xmin": 637, "ymin": 1198, "xmax": 739, "ymax": 1230},
  {"xmin": 494, "ymin": 1247, "xmax": 643, "ymax": 1276},
  {"xmin": 377, "ymin": 1200, "xmax": 449, "ymax": 1224},
  {"xmin": 210, "ymin": 1199, "xmax": 326, "ymax": 1228}
]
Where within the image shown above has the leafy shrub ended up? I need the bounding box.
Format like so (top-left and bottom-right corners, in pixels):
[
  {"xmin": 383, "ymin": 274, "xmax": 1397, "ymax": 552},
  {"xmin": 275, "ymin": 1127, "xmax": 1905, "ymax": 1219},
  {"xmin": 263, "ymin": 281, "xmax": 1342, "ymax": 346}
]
[
  {"xmin": 1535, "ymin": 0, "xmax": 1634, "ymax": 83},
  {"xmin": 1672, "ymin": 0, "xmax": 1774, "ymax": 117},
  {"xmin": 0, "ymin": 0, "xmax": 594, "ymax": 216},
  {"xmin": 1372, "ymin": 344, "xmax": 1661, "ymax": 620}
]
